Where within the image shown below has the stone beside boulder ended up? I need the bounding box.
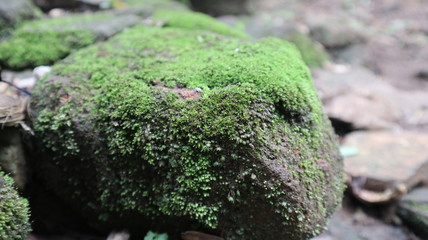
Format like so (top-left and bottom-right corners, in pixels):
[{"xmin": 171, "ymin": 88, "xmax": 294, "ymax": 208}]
[
  {"xmin": 0, "ymin": 11, "xmax": 141, "ymax": 69},
  {"xmin": 397, "ymin": 187, "xmax": 428, "ymax": 238},
  {"xmin": 0, "ymin": 170, "xmax": 31, "ymax": 240},
  {"xmin": 152, "ymin": 10, "xmax": 249, "ymax": 38},
  {"xmin": 343, "ymin": 130, "xmax": 428, "ymax": 182},
  {"xmin": 31, "ymin": 25, "xmax": 344, "ymax": 239},
  {"xmin": 189, "ymin": 0, "xmax": 250, "ymax": 16},
  {"xmin": 0, "ymin": 0, "xmax": 41, "ymax": 35}
]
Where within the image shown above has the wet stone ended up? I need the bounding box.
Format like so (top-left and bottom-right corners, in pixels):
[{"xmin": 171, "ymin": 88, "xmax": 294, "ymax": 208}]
[
  {"xmin": 313, "ymin": 67, "xmax": 401, "ymax": 130},
  {"xmin": 312, "ymin": 208, "xmax": 410, "ymax": 240},
  {"xmin": 343, "ymin": 130, "xmax": 428, "ymax": 183},
  {"xmin": 0, "ymin": 0, "xmax": 41, "ymax": 30},
  {"xmin": 313, "ymin": 66, "xmax": 428, "ymax": 131}
]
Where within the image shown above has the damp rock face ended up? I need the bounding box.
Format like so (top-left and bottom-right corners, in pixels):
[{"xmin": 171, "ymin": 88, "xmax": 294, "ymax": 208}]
[
  {"xmin": 32, "ymin": 26, "xmax": 344, "ymax": 239},
  {"xmin": 0, "ymin": 170, "xmax": 31, "ymax": 240}
]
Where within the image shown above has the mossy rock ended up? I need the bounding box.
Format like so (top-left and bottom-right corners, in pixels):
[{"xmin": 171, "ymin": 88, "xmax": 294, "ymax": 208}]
[
  {"xmin": 152, "ymin": 10, "xmax": 249, "ymax": 38},
  {"xmin": 0, "ymin": 170, "xmax": 31, "ymax": 240},
  {"xmin": 0, "ymin": 11, "xmax": 140, "ymax": 69},
  {"xmin": 285, "ymin": 33, "xmax": 329, "ymax": 68},
  {"xmin": 32, "ymin": 26, "xmax": 344, "ymax": 239}
]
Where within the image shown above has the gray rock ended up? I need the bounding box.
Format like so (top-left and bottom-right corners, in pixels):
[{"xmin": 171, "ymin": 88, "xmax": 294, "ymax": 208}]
[
  {"xmin": 306, "ymin": 14, "xmax": 367, "ymax": 48},
  {"xmin": 397, "ymin": 187, "xmax": 428, "ymax": 238},
  {"xmin": 313, "ymin": 66, "xmax": 428, "ymax": 131},
  {"xmin": 313, "ymin": 207, "xmax": 409, "ymax": 240},
  {"xmin": 32, "ymin": 0, "xmax": 79, "ymax": 11},
  {"xmin": 190, "ymin": 0, "xmax": 250, "ymax": 16},
  {"xmin": 0, "ymin": 128, "xmax": 27, "ymax": 190},
  {"xmin": 0, "ymin": 0, "xmax": 40, "ymax": 33},
  {"xmin": 313, "ymin": 67, "xmax": 401, "ymax": 130},
  {"xmin": 343, "ymin": 130, "xmax": 428, "ymax": 183}
]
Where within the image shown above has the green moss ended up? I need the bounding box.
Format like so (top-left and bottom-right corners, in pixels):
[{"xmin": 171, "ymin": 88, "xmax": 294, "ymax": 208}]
[
  {"xmin": 0, "ymin": 29, "xmax": 94, "ymax": 69},
  {"xmin": 409, "ymin": 202, "xmax": 428, "ymax": 213},
  {"xmin": 0, "ymin": 170, "xmax": 31, "ymax": 240},
  {"xmin": 153, "ymin": 10, "xmax": 249, "ymax": 38},
  {"xmin": 0, "ymin": 13, "xmax": 117, "ymax": 69},
  {"xmin": 286, "ymin": 33, "xmax": 329, "ymax": 68},
  {"xmin": 32, "ymin": 26, "xmax": 344, "ymax": 239}
]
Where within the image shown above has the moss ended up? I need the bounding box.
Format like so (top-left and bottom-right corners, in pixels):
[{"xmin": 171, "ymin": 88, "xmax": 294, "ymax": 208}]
[
  {"xmin": 153, "ymin": 10, "xmax": 249, "ymax": 38},
  {"xmin": 0, "ymin": 170, "xmax": 31, "ymax": 240},
  {"xmin": 286, "ymin": 33, "xmax": 329, "ymax": 67},
  {"xmin": 32, "ymin": 26, "xmax": 344, "ymax": 239},
  {"xmin": 0, "ymin": 12, "xmax": 116, "ymax": 69}
]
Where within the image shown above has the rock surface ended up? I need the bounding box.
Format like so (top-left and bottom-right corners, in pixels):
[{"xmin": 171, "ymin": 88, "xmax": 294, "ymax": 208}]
[
  {"xmin": 0, "ymin": 128, "xmax": 27, "ymax": 190},
  {"xmin": 312, "ymin": 207, "xmax": 410, "ymax": 240},
  {"xmin": 189, "ymin": 0, "xmax": 250, "ymax": 16},
  {"xmin": 313, "ymin": 67, "xmax": 428, "ymax": 130},
  {"xmin": 31, "ymin": 24, "xmax": 344, "ymax": 239},
  {"xmin": 343, "ymin": 130, "xmax": 428, "ymax": 183},
  {"xmin": 397, "ymin": 187, "xmax": 428, "ymax": 238},
  {"xmin": 0, "ymin": 0, "xmax": 41, "ymax": 33}
]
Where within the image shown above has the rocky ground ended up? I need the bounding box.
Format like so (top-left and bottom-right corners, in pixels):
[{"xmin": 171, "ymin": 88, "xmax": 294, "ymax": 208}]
[{"xmin": 1, "ymin": 0, "xmax": 428, "ymax": 239}]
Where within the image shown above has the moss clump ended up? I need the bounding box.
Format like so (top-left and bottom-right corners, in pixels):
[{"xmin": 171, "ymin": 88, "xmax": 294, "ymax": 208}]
[
  {"xmin": 0, "ymin": 170, "xmax": 31, "ymax": 240},
  {"xmin": 285, "ymin": 33, "xmax": 329, "ymax": 67},
  {"xmin": 0, "ymin": 29, "xmax": 94, "ymax": 69},
  {"xmin": 32, "ymin": 26, "xmax": 344, "ymax": 239},
  {"xmin": 0, "ymin": 13, "xmax": 117, "ymax": 69},
  {"xmin": 153, "ymin": 10, "xmax": 249, "ymax": 38}
]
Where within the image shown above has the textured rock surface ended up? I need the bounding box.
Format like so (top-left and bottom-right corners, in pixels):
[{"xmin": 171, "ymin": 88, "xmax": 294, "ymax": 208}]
[
  {"xmin": 0, "ymin": 0, "xmax": 41, "ymax": 34},
  {"xmin": 397, "ymin": 187, "xmax": 428, "ymax": 238},
  {"xmin": 189, "ymin": 0, "xmax": 250, "ymax": 16},
  {"xmin": 31, "ymin": 26, "xmax": 344, "ymax": 239},
  {"xmin": 343, "ymin": 130, "xmax": 428, "ymax": 183},
  {"xmin": 313, "ymin": 67, "xmax": 428, "ymax": 130},
  {"xmin": 0, "ymin": 170, "xmax": 31, "ymax": 240},
  {"xmin": 0, "ymin": 128, "xmax": 27, "ymax": 190}
]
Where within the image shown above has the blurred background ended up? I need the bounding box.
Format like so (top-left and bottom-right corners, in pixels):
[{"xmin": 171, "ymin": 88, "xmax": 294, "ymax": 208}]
[{"xmin": 1, "ymin": 0, "xmax": 427, "ymax": 239}]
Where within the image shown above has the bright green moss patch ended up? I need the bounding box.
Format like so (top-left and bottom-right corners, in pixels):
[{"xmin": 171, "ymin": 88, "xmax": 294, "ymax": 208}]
[
  {"xmin": 0, "ymin": 170, "xmax": 31, "ymax": 240},
  {"xmin": 153, "ymin": 10, "xmax": 249, "ymax": 38},
  {"xmin": 0, "ymin": 29, "xmax": 94, "ymax": 69},
  {"xmin": 33, "ymin": 26, "xmax": 344, "ymax": 239},
  {"xmin": 0, "ymin": 12, "xmax": 119, "ymax": 69}
]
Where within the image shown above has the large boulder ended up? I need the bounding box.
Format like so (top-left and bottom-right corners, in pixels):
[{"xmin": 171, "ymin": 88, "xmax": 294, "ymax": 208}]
[
  {"xmin": 0, "ymin": 170, "xmax": 31, "ymax": 240},
  {"xmin": 31, "ymin": 26, "xmax": 344, "ymax": 239}
]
